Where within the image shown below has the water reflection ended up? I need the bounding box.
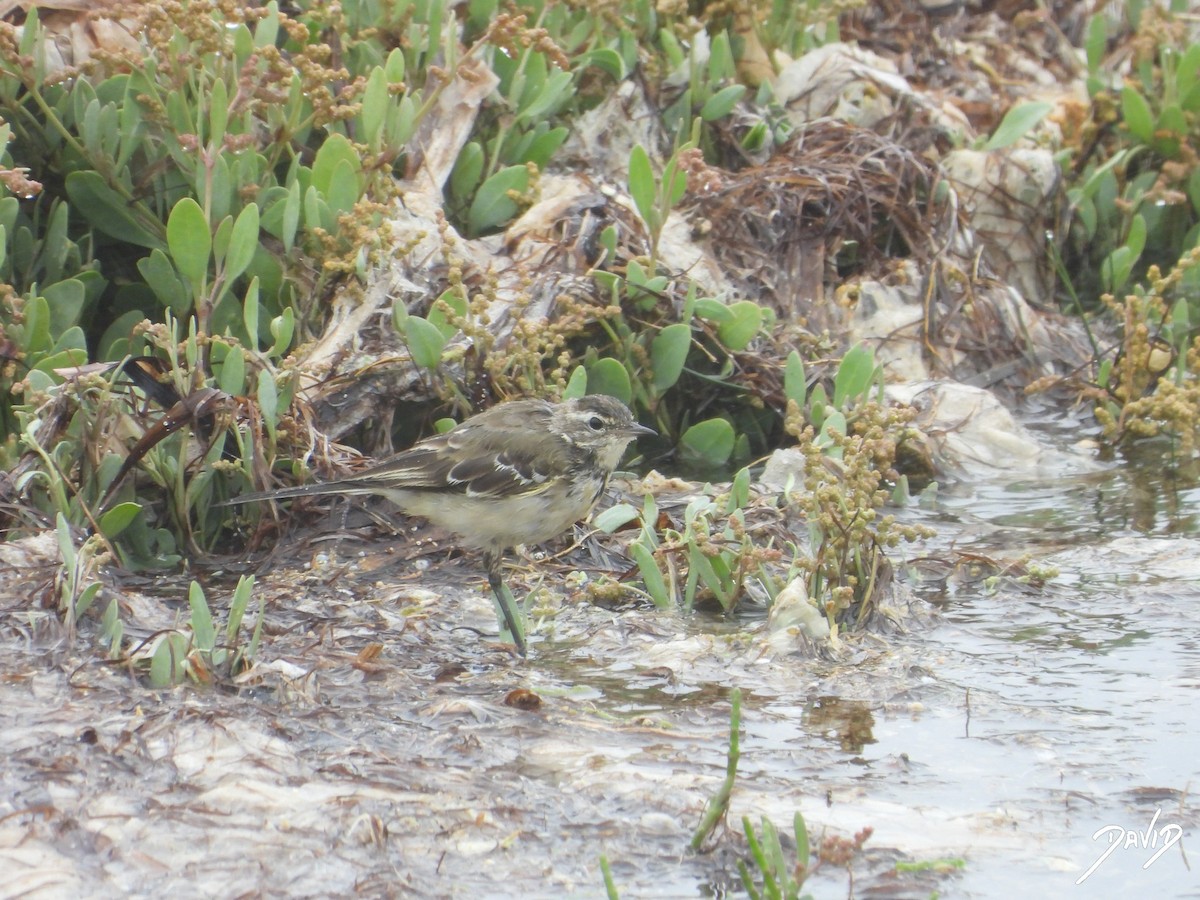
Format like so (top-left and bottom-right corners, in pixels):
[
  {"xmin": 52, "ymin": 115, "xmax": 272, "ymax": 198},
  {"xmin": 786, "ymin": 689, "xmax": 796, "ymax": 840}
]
[{"xmin": 804, "ymin": 696, "xmax": 877, "ymax": 754}]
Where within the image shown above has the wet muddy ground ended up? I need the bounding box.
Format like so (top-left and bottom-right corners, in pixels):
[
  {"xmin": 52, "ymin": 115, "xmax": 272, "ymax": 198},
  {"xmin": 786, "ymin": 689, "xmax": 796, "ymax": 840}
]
[{"xmin": 2, "ymin": 429, "xmax": 1198, "ymax": 898}]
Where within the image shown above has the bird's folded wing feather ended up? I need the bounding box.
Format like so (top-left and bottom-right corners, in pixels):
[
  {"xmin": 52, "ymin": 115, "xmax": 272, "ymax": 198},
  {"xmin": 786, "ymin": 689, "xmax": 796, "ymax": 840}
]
[{"xmin": 341, "ymin": 433, "xmax": 564, "ymax": 499}]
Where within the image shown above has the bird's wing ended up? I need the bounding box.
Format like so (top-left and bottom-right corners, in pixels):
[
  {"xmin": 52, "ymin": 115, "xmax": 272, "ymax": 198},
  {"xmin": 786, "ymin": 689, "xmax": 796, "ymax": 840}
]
[
  {"xmin": 446, "ymin": 445, "xmax": 557, "ymax": 498},
  {"xmin": 338, "ymin": 400, "xmax": 566, "ymax": 497},
  {"xmin": 342, "ymin": 437, "xmax": 561, "ymax": 499}
]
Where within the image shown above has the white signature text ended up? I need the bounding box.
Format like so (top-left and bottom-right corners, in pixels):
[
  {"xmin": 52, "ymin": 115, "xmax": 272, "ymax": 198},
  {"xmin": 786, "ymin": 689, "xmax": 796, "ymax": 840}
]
[{"xmin": 1077, "ymin": 808, "xmax": 1183, "ymax": 885}]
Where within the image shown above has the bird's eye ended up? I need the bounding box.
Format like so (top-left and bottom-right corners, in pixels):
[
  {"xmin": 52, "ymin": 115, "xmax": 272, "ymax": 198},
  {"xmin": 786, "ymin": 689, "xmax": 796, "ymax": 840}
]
[{"xmin": 587, "ymin": 415, "xmax": 605, "ymax": 431}]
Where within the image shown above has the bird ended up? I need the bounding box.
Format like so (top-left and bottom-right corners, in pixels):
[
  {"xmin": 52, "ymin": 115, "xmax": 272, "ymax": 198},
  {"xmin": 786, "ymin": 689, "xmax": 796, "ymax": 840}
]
[{"xmin": 221, "ymin": 395, "xmax": 655, "ymax": 655}]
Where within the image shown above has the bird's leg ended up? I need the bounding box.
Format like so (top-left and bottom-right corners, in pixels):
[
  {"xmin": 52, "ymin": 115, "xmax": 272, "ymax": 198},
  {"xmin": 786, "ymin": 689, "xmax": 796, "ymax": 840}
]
[{"xmin": 485, "ymin": 552, "xmax": 527, "ymax": 657}]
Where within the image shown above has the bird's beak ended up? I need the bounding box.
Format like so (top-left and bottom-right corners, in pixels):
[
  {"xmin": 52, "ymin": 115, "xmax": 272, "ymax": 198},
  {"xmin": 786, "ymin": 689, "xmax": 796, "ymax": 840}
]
[{"xmin": 627, "ymin": 422, "xmax": 657, "ymax": 437}]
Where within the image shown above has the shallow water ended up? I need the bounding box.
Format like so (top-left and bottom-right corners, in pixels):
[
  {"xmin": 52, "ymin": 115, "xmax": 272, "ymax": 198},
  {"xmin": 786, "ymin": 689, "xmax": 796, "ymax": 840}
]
[{"xmin": 2, "ymin": 440, "xmax": 1198, "ymax": 898}]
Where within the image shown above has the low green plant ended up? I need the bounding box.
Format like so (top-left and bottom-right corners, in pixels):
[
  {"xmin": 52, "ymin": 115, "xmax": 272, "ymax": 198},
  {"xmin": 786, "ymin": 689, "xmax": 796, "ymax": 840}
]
[
  {"xmin": 0, "ymin": 1, "xmax": 418, "ymax": 349},
  {"xmin": 599, "ymin": 854, "xmax": 620, "ymax": 899},
  {"xmin": 50, "ymin": 517, "xmax": 265, "ymax": 686},
  {"xmin": 655, "ymin": 25, "xmax": 746, "ymax": 146},
  {"xmin": 600, "ymin": 343, "xmax": 929, "ymax": 627},
  {"xmin": 1065, "ymin": 5, "xmax": 1200, "ymax": 304},
  {"xmin": 1075, "ymin": 249, "xmax": 1200, "ymax": 455},
  {"xmin": 781, "ymin": 345, "xmax": 933, "ymax": 631},
  {"xmin": 627, "ymin": 141, "xmax": 691, "ymax": 271},
  {"xmin": 691, "ymin": 686, "xmax": 742, "ymax": 850},
  {"xmin": 0, "ymin": 0, "xmax": 435, "ymax": 559},
  {"xmin": 740, "ymin": 812, "xmax": 873, "ymax": 900},
  {"xmin": 738, "ymin": 812, "xmax": 813, "ymax": 900},
  {"xmin": 446, "ymin": 10, "xmax": 571, "ymax": 236},
  {"xmin": 605, "ymin": 471, "xmax": 785, "ymax": 613},
  {"xmin": 145, "ymin": 576, "xmax": 263, "ymax": 688},
  {"xmin": 0, "ymin": 123, "xmax": 95, "ymax": 447},
  {"xmin": 1041, "ymin": 4, "xmax": 1200, "ymax": 463},
  {"xmin": 785, "ymin": 403, "xmax": 933, "ymax": 632},
  {"xmin": 54, "ymin": 512, "xmax": 102, "ymax": 634},
  {"xmin": 584, "ymin": 271, "xmax": 774, "ymax": 460}
]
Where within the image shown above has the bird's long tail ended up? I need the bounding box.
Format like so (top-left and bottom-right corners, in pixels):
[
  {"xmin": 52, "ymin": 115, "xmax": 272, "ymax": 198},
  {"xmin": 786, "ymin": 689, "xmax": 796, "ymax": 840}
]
[{"xmin": 217, "ymin": 479, "xmax": 372, "ymax": 506}]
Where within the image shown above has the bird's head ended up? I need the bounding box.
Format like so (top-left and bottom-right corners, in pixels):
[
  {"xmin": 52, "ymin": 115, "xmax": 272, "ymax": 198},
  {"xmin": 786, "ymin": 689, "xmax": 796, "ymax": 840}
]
[{"xmin": 556, "ymin": 395, "xmax": 655, "ymax": 471}]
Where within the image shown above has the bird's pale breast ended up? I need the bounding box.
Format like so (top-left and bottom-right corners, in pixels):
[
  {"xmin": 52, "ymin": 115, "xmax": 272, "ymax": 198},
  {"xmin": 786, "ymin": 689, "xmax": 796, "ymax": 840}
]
[{"xmin": 383, "ymin": 470, "xmax": 607, "ymax": 554}]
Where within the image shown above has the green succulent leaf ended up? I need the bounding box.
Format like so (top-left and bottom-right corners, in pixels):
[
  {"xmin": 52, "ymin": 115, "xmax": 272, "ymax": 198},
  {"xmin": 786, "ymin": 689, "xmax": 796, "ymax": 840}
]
[
  {"xmin": 518, "ymin": 70, "xmax": 573, "ymax": 123},
  {"xmin": 741, "ymin": 120, "xmax": 769, "ymax": 152},
  {"xmin": 451, "ymin": 142, "xmax": 485, "ymax": 204},
  {"xmin": 224, "ymin": 203, "xmax": 260, "ymax": 284},
  {"xmin": 1084, "ymin": 15, "xmax": 1107, "ymax": 74},
  {"xmin": 226, "ymin": 575, "xmax": 255, "ymax": 641},
  {"xmin": 325, "ymin": 158, "xmax": 361, "ymax": 217},
  {"xmin": 631, "ymin": 540, "xmax": 671, "ymax": 608},
  {"xmin": 184, "ymin": 589, "xmax": 213, "ymax": 662},
  {"xmin": 688, "ymin": 543, "xmax": 733, "ymax": 609},
  {"xmin": 700, "ymin": 84, "xmax": 746, "ymax": 121},
  {"xmin": 586, "ymin": 357, "xmax": 633, "ymax": 404},
  {"xmin": 64, "ymin": 171, "xmax": 164, "ymax": 250},
  {"xmin": 268, "ymin": 307, "xmax": 294, "ymax": 357},
  {"xmin": 680, "ymin": 418, "xmax": 735, "ymax": 468},
  {"xmin": 302, "ymin": 183, "xmax": 331, "ymax": 230},
  {"xmin": 833, "ymin": 343, "xmax": 878, "ymax": 409},
  {"xmin": 1155, "ymin": 104, "xmax": 1186, "ymax": 155},
  {"xmin": 694, "ymin": 297, "xmax": 734, "ymax": 324},
  {"xmin": 523, "ymin": 126, "xmax": 569, "ymax": 170},
  {"xmin": 42, "ymin": 278, "xmax": 86, "ymax": 339},
  {"xmin": 1121, "ymin": 85, "xmax": 1155, "ymax": 144},
  {"xmin": 628, "ymin": 144, "xmax": 657, "ymax": 230},
  {"xmin": 1176, "ymin": 42, "xmax": 1200, "ymax": 97},
  {"xmin": 981, "ymin": 101, "xmax": 1052, "ymax": 151},
  {"xmin": 99, "ymin": 502, "xmax": 141, "ymax": 539},
  {"xmin": 217, "ymin": 345, "xmax": 245, "ymax": 395},
  {"xmin": 1124, "ymin": 213, "xmax": 1147, "ymax": 259},
  {"xmin": 212, "ymin": 215, "xmax": 234, "ymax": 270},
  {"xmin": 784, "ymin": 350, "xmax": 807, "ymax": 408},
  {"xmin": 166, "ymin": 197, "xmax": 211, "ymax": 290},
  {"xmin": 708, "ymin": 30, "xmax": 735, "ymax": 82},
  {"xmin": 384, "ymin": 46, "xmax": 406, "ymax": 82},
  {"xmin": 808, "ymin": 383, "xmax": 829, "ymax": 433},
  {"xmin": 257, "ymin": 369, "xmax": 278, "ymax": 443},
  {"xmin": 563, "ymin": 365, "xmax": 588, "ymax": 400},
  {"xmin": 428, "ymin": 289, "xmax": 467, "ymax": 339},
  {"xmin": 818, "ymin": 410, "xmax": 847, "ymax": 454},
  {"xmin": 209, "ymin": 77, "xmax": 228, "ymax": 147},
  {"xmin": 311, "ymin": 133, "xmax": 361, "ymax": 197},
  {"xmin": 467, "ymin": 165, "xmax": 529, "ymax": 236},
  {"xmin": 138, "ymin": 248, "xmax": 189, "ymax": 315},
  {"xmin": 716, "ymin": 300, "xmax": 764, "ymax": 351},
  {"xmin": 242, "ymin": 277, "xmax": 260, "ymax": 345},
  {"xmin": 593, "ymin": 503, "xmax": 640, "ymax": 533},
  {"xmin": 149, "ymin": 635, "xmax": 178, "ymax": 687},
  {"xmin": 360, "ymin": 66, "xmax": 388, "ymax": 149},
  {"xmin": 404, "ymin": 316, "xmax": 447, "ymax": 369},
  {"xmin": 650, "ymin": 322, "xmax": 692, "ymax": 393},
  {"xmin": 1102, "ymin": 244, "xmax": 1137, "ymax": 294},
  {"xmin": 22, "ymin": 295, "xmax": 52, "ymax": 353},
  {"xmin": 583, "ymin": 47, "xmax": 626, "ymax": 79}
]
